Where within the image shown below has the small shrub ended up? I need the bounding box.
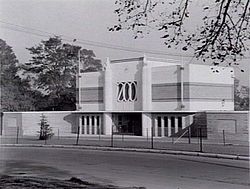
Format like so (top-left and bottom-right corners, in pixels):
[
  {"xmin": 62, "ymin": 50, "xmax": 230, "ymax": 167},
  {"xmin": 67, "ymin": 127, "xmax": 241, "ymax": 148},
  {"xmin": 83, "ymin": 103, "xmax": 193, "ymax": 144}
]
[{"xmin": 38, "ymin": 114, "xmax": 54, "ymax": 140}]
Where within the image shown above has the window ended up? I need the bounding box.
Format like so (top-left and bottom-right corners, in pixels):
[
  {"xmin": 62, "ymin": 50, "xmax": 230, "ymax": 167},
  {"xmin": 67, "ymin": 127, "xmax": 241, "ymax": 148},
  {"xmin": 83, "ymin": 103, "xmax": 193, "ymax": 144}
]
[
  {"xmin": 164, "ymin": 117, "xmax": 168, "ymax": 128},
  {"xmin": 171, "ymin": 117, "xmax": 175, "ymax": 132},
  {"xmin": 92, "ymin": 116, "xmax": 95, "ymax": 125},
  {"xmin": 96, "ymin": 116, "xmax": 100, "ymax": 126},
  {"xmin": 164, "ymin": 117, "xmax": 169, "ymax": 136},
  {"xmin": 117, "ymin": 81, "xmax": 137, "ymax": 102},
  {"xmin": 86, "ymin": 116, "xmax": 90, "ymax": 134},
  {"xmin": 86, "ymin": 116, "xmax": 89, "ymax": 125},
  {"xmin": 178, "ymin": 117, "xmax": 182, "ymax": 131},
  {"xmin": 157, "ymin": 116, "xmax": 162, "ymax": 127}
]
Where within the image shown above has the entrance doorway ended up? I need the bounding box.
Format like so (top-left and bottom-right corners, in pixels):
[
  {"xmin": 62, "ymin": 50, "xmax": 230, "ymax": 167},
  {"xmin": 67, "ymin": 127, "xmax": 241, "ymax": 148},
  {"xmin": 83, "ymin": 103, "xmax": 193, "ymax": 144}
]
[{"xmin": 112, "ymin": 113, "xmax": 142, "ymax": 136}]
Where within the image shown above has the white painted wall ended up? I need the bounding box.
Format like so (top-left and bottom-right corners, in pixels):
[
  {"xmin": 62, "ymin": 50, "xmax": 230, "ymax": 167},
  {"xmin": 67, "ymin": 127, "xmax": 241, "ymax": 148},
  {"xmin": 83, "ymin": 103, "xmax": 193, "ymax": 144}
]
[
  {"xmin": 78, "ymin": 57, "xmax": 234, "ymax": 112},
  {"xmin": 111, "ymin": 60, "xmax": 143, "ymax": 111},
  {"xmin": 79, "ymin": 71, "xmax": 104, "ymax": 111},
  {"xmin": 80, "ymin": 71, "xmax": 104, "ymax": 87},
  {"xmin": 104, "ymin": 58, "xmax": 113, "ymax": 111},
  {"xmin": 152, "ymin": 101, "xmax": 189, "ymax": 111},
  {"xmin": 188, "ymin": 64, "xmax": 234, "ymax": 84},
  {"xmin": 142, "ymin": 113, "xmax": 152, "ymax": 137},
  {"xmin": 103, "ymin": 113, "xmax": 112, "ymax": 135},
  {"xmin": 80, "ymin": 103, "xmax": 104, "ymax": 111},
  {"xmin": 3, "ymin": 112, "xmax": 77, "ymax": 136},
  {"xmin": 151, "ymin": 65, "xmax": 179, "ymax": 84},
  {"xmin": 187, "ymin": 64, "xmax": 234, "ymax": 111},
  {"xmin": 189, "ymin": 101, "xmax": 234, "ymax": 111},
  {"xmin": 142, "ymin": 56, "xmax": 152, "ymax": 110},
  {"xmin": 21, "ymin": 112, "xmax": 76, "ymax": 136}
]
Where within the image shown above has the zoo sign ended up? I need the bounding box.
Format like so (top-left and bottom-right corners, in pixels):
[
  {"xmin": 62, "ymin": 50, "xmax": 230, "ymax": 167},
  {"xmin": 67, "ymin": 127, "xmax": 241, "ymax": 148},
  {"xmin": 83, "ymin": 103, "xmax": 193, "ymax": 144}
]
[{"xmin": 117, "ymin": 81, "xmax": 137, "ymax": 102}]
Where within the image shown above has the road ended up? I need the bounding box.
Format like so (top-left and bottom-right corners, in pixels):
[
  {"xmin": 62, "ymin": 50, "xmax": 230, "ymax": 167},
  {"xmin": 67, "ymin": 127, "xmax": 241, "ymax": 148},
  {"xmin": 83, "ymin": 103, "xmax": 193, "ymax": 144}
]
[{"xmin": 0, "ymin": 147, "xmax": 249, "ymax": 189}]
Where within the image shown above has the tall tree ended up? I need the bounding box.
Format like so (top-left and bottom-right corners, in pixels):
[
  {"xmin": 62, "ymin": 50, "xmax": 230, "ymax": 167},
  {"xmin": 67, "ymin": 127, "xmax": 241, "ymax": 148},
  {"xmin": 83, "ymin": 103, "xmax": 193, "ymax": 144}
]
[
  {"xmin": 0, "ymin": 39, "xmax": 35, "ymax": 111},
  {"xmin": 111, "ymin": 0, "xmax": 249, "ymax": 65},
  {"xmin": 22, "ymin": 36, "xmax": 102, "ymax": 111}
]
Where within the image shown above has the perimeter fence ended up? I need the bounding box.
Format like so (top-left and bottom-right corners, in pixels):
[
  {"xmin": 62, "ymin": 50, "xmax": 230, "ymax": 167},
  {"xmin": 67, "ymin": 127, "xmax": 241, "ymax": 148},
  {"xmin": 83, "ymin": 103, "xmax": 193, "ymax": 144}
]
[{"xmin": 1, "ymin": 127, "xmax": 249, "ymax": 157}]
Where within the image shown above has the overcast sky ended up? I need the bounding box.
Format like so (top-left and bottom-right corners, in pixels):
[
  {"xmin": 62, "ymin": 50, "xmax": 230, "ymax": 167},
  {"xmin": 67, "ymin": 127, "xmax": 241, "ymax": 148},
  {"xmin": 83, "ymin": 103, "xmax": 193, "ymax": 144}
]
[{"xmin": 0, "ymin": 0, "xmax": 249, "ymax": 86}]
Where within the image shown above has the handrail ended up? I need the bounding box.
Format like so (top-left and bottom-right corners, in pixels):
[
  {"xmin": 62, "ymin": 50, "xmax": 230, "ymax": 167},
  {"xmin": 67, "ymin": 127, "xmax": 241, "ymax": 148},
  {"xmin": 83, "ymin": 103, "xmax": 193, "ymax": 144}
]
[{"xmin": 173, "ymin": 129, "xmax": 189, "ymax": 144}]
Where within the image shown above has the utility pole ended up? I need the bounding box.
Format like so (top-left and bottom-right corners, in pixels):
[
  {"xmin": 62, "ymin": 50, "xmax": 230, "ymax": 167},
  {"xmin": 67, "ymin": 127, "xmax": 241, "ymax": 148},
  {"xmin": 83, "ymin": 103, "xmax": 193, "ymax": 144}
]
[
  {"xmin": 78, "ymin": 48, "xmax": 81, "ymax": 111},
  {"xmin": 180, "ymin": 56, "xmax": 185, "ymax": 110}
]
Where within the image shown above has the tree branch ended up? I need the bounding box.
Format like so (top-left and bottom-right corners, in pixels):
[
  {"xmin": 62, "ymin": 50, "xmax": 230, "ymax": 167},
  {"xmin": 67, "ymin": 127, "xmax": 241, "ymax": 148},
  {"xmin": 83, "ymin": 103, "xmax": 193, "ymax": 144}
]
[{"xmin": 236, "ymin": 0, "xmax": 250, "ymax": 47}]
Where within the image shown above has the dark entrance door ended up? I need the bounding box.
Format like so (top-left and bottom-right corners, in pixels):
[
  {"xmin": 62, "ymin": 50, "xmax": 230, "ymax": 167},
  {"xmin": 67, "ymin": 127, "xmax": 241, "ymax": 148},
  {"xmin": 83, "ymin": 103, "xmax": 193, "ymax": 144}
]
[{"xmin": 113, "ymin": 113, "xmax": 142, "ymax": 136}]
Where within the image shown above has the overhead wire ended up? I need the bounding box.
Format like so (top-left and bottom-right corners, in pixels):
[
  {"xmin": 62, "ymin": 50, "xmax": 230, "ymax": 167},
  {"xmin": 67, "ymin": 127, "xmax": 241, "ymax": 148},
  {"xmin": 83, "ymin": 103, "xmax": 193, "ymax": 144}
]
[
  {"xmin": 0, "ymin": 20, "xmax": 194, "ymax": 58},
  {"xmin": 0, "ymin": 20, "xmax": 249, "ymax": 59}
]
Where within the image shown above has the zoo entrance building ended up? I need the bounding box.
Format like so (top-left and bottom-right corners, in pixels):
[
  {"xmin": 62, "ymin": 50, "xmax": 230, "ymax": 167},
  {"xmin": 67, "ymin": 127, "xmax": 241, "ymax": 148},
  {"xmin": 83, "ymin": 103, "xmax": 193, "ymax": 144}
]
[
  {"xmin": 75, "ymin": 56, "xmax": 240, "ymax": 138},
  {"xmin": 2, "ymin": 56, "xmax": 248, "ymax": 142}
]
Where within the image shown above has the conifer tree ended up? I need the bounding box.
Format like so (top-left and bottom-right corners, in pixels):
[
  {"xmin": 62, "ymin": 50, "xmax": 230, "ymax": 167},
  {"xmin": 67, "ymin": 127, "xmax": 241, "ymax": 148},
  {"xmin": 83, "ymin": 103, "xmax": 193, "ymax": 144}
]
[{"xmin": 38, "ymin": 114, "xmax": 54, "ymax": 140}]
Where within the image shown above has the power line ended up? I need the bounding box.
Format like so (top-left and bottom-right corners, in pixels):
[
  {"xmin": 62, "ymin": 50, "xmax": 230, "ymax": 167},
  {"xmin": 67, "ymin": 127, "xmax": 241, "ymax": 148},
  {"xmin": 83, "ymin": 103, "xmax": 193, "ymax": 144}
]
[
  {"xmin": 0, "ymin": 20, "xmax": 249, "ymax": 59},
  {"xmin": 0, "ymin": 25, "xmax": 53, "ymax": 39},
  {"xmin": 0, "ymin": 20, "xmax": 193, "ymax": 57}
]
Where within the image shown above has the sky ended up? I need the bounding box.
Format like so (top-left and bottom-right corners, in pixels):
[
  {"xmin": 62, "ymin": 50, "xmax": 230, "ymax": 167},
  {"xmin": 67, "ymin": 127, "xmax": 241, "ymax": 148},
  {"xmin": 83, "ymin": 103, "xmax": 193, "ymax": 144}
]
[{"xmin": 0, "ymin": 0, "xmax": 249, "ymax": 86}]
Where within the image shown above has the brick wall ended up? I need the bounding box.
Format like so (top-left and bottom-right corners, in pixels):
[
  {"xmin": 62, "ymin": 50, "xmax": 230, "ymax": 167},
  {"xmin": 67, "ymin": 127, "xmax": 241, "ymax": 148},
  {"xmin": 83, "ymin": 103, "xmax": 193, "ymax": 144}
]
[
  {"xmin": 206, "ymin": 111, "xmax": 249, "ymax": 142},
  {"xmin": 190, "ymin": 112, "xmax": 207, "ymax": 137}
]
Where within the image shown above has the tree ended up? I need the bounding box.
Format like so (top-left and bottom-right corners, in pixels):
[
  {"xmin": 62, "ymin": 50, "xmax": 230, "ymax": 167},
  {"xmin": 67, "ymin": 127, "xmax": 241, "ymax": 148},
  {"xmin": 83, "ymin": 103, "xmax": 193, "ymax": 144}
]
[
  {"xmin": 111, "ymin": 0, "xmax": 249, "ymax": 65},
  {"xmin": 22, "ymin": 36, "xmax": 102, "ymax": 111},
  {"xmin": 0, "ymin": 39, "xmax": 35, "ymax": 111},
  {"xmin": 38, "ymin": 114, "xmax": 54, "ymax": 140},
  {"xmin": 234, "ymin": 78, "xmax": 249, "ymax": 110}
]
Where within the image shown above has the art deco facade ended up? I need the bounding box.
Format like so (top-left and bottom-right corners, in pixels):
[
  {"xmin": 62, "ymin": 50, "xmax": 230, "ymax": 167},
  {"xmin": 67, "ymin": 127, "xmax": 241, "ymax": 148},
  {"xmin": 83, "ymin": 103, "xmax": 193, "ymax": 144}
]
[{"xmin": 76, "ymin": 56, "xmax": 234, "ymax": 137}]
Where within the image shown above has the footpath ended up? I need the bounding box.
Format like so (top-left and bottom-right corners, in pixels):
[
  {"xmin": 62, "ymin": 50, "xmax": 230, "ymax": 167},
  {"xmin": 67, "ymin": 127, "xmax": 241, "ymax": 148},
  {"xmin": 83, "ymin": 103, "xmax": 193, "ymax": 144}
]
[{"xmin": 1, "ymin": 135, "xmax": 249, "ymax": 161}]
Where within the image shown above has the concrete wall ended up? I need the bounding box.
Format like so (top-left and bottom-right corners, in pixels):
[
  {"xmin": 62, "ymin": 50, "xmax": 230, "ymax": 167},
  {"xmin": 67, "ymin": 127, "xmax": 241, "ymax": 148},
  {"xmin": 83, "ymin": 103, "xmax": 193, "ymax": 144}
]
[
  {"xmin": 206, "ymin": 111, "xmax": 249, "ymax": 142},
  {"xmin": 147, "ymin": 57, "xmax": 179, "ymax": 67},
  {"xmin": 2, "ymin": 112, "xmax": 23, "ymax": 136},
  {"xmin": 3, "ymin": 111, "xmax": 77, "ymax": 137},
  {"xmin": 188, "ymin": 64, "xmax": 234, "ymax": 84},
  {"xmin": 188, "ymin": 82, "xmax": 234, "ymax": 111},
  {"xmin": 151, "ymin": 65, "xmax": 188, "ymax": 111},
  {"xmin": 188, "ymin": 64, "xmax": 234, "ymax": 111},
  {"xmin": 79, "ymin": 71, "xmax": 104, "ymax": 111},
  {"xmin": 80, "ymin": 87, "xmax": 103, "ymax": 103},
  {"xmin": 111, "ymin": 59, "xmax": 143, "ymax": 111},
  {"xmin": 2, "ymin": 111, "xmax": 249, "ymax": 143},
  {"xmin": 76, "ymin": 57, "xmax": 235, "ymax": 112},
  {"xmin": 151, "ymin": 65, "xmax": 179, "ymax": 84}
]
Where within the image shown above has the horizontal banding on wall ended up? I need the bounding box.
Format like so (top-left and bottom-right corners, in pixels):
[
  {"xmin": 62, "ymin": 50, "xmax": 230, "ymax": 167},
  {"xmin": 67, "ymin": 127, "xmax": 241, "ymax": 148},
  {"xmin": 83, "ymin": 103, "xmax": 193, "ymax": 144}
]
[
  {"xmin": 78, "ymin": 87, "xmax": 103, "ymax": 103},
  {"xmin": 152, "ymin": 82, "xmax": 233, "ymax": 102},
  {"xmin": 152, "ymin": 98, "xmax": 234, "ymax": 102}
]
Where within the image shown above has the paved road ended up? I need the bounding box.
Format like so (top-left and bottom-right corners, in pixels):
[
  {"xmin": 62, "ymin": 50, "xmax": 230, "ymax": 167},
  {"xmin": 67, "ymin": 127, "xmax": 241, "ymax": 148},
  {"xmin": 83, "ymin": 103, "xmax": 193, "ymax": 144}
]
[{"xmin": 0, "ymin": 147, "xmax": 249, "ymax": 189}]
